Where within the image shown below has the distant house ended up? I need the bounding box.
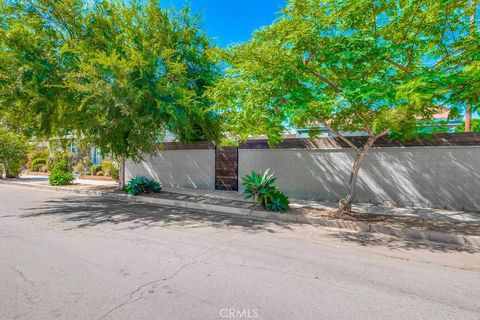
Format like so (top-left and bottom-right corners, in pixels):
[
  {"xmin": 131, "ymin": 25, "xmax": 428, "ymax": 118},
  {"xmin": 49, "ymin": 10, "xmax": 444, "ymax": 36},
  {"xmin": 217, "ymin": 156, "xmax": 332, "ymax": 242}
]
[
  {"xmin": 38, "ymin": 135, "xmax": 103, "ymax": 165},
  {"xmin": 417, "ymin": 109, "xmax": 463, "ymax": 133}
]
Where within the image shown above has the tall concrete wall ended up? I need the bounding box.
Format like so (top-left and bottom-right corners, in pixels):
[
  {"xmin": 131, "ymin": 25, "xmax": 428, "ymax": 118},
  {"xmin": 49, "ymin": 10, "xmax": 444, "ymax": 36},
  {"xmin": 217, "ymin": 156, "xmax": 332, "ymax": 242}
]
[
  {"xmin": 125, "ymin": 150, "xmax": 215, "ymax": 190},
  {"xmin": 239, "ymin": 146, "xmax": 480, "ymax": 211}
]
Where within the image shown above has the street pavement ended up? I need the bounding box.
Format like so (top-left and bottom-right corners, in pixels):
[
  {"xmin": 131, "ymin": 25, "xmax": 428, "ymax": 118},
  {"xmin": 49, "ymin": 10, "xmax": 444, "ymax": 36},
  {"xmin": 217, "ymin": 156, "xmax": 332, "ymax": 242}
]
[{"xmin": 0, "ymin": 184, "xmax": 479, "ymax": 320}]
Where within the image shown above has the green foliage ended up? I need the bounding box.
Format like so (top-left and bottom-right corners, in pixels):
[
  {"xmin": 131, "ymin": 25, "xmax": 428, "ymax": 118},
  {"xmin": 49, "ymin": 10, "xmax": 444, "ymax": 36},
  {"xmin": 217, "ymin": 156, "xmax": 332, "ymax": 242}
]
[
  {"xmin": 0, "ymin": 129, "xmax": 29, "ymax": 178},
  {"xmin": 264, "ymin": 189, "xmax": 290, "ymax": 213},
  {"xmin": 48, "ymin": 151, "xmax": 73, "ymax": 172},
  {"xmin": 78, "ymin": 156, "xmax": 92, "ymax": 170},
  {"xmin": 101, "ymin": 160, "xmax": 119, "ymax": 180},
  {"xmin": 0, "ymin": 0, "xmax": 220, "ymax": 157},
  {"xmin": 31, "ymin": 158, "xmax": 47, "ymax": 172},
  {"xmin": 49, "ymin": 160, "xmax": 75, "ymax": 186},
  {"xmin": 28, "ymin": 148, "xmax": 49, "ymax": 167},
  {"xmin": 209, "ymin": 0, "xmax": 478, "ymax": 211},
  {"xmin": 125, "ymin": 176, "xmax": 162, "ymax": 196},
  {"xmin": 209, "ymin": 0, "xmax": 477, "ymax": 144},
  {"xmin": 91, "ymin": 165, "xmax": 102, "ymax": 174},
  {"xmin": 455, "ymin": 119, "xmax": 480, "ymax": 133},
  {"xmin": 241, "ymin": 169, "xmax": 289, "ymax": 212},
  {"xmin": 73, "ymin": 162, "xmax": 84, "ymax": 173},
  {"xmin": 49, "ymin": 170, "xmax": 75, "ymax": 186},
  {"xmin": 242, "ymin": 169, "xmax": 277, "ymax": 205},
  {"xmin": 0, "ymin": 0, "xmax": 221, "ymax": 190}
]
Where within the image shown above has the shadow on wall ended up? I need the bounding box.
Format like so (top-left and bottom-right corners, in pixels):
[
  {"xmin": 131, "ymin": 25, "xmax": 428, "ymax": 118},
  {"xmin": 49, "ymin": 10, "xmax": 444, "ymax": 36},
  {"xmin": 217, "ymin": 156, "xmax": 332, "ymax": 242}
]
[
  {"xmin": 125, "ymin": 150, "xmax": 215, "ymax": 190},
  {"xmin": 239, "ymin": 147, "xmax": 480, "ymax": 212}
]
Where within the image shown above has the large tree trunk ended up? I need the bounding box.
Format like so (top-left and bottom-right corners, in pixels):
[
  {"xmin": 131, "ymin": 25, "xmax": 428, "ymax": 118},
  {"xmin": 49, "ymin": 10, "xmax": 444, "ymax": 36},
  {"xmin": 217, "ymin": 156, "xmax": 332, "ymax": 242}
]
[
  {"xmin": 465, "ymin": 104, "xmax": 472, "ymax": 132},
  {"xmin": 337, "ymin": 135, "xmax": 381, "ymax": 214},
  {"xmin": 118, "ymin": 157, "xmax": 126, "ymax": 190}
]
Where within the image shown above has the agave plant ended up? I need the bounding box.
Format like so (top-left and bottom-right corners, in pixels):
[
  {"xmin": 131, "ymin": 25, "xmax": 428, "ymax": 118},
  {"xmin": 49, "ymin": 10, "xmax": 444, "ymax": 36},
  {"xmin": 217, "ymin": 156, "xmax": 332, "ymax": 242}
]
[
  {"xmin": 265, "ymin": 189, "xmax": 289, "ymax": 212},
  {"xmin": 125, "ymin": 176, "xmax": 162, "ymax": 195},
  {"xmin": 241, "ymin": 169, "xmax": 277, "ymax": 206}
]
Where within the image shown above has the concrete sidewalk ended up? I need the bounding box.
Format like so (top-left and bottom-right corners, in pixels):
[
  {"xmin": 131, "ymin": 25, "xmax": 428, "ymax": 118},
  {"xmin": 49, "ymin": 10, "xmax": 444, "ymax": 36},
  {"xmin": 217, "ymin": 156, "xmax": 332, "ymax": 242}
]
[
  {"xmin": 20, "ymin": 174, "xmax": 119, "ymax": 187},
  {"xmin": 160, "ymin": 186, "xmax": 480, "ymax": 223}
]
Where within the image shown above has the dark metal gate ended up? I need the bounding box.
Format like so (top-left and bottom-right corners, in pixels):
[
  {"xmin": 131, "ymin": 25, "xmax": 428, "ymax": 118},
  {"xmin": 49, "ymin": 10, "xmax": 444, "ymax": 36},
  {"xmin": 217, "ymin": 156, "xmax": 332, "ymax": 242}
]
[{"xmin": 215, "ymin": 146, "xmax": 238, "ymax": 191}]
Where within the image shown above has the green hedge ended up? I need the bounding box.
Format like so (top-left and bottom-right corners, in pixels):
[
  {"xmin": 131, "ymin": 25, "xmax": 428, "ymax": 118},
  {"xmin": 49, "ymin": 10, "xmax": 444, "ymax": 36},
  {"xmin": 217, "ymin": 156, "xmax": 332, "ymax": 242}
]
[{"xmin": 31, "ymin": 158, "xmax": 47, "ymax": 172}]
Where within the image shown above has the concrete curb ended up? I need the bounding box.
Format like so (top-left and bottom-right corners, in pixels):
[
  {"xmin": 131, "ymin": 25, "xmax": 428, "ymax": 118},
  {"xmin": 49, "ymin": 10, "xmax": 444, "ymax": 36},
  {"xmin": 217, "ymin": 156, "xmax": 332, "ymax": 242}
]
[{"xmin": 2, "ymin": 180, "xmax": 479, "ymax": 249}]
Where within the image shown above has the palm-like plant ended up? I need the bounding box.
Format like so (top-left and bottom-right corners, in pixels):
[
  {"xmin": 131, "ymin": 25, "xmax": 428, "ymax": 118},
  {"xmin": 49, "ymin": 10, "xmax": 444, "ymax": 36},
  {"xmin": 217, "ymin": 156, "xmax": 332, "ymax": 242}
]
[
  {"xmin": 241, "ymin": 169, "xmax": 277, "ymax": 206},
  {"xmin": 265, "ymin": 190, "xmax": 289, "ymax": 212}
]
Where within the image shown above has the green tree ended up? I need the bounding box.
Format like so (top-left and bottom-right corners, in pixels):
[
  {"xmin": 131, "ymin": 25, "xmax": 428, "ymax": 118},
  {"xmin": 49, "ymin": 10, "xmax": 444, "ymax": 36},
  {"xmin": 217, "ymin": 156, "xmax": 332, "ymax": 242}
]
[
  {"xmin": 455, "ymin": 119, "xmax": 480, "ymax": 132},
  {"xmin": 439, "ymin": 0, "xmax": 479, "ymax": 132},
  {"xmin": 0, "ymin": 0, "xmax": 76, "ymax": 137},
  {"xmin": 0, "ymin": 0, "xmax": 220, "ymax": 189},
  {"xmin": 210, "ymin": 0, "xmax": 469, "ymax": 213},
  {"xmin": 0, "ymin": 129, "xmax": 29, "ymax": 177}
]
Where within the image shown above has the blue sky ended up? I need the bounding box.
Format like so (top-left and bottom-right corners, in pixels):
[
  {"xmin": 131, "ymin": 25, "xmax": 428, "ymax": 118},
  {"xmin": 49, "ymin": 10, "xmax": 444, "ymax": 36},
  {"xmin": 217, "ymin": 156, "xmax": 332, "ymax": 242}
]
[{"xmin": 164, "ymin": 0, "xmax": 286, "ymax": 47}]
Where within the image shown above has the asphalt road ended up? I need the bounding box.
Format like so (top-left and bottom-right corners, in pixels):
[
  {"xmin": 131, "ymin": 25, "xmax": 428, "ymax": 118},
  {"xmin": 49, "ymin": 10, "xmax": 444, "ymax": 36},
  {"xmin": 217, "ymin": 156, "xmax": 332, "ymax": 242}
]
[{"xmin": 0, "ymin": 185, "xmax": 479, "ymax": 320}]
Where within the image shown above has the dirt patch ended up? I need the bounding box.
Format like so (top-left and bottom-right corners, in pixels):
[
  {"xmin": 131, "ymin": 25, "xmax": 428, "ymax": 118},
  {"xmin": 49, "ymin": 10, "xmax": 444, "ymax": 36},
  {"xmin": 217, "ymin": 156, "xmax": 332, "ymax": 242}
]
[
  {"xmin": 295, "ymin": 207, "xmax": 391, "ymax": 222},
  {"xmin": 294, "ymin": 206, "xmax": 480, "ymax": 236}
]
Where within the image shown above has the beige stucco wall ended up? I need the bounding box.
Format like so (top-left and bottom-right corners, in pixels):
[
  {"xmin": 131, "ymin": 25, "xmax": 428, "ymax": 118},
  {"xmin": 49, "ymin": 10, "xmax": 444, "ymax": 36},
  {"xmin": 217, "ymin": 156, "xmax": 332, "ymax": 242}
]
[
  {"xmin": 239, "ymin": 146, "xmax": 480, "ymax": 211},
  {"xmin": 126, "ymin": 150, "xmax": 215, "ymax": 190}
]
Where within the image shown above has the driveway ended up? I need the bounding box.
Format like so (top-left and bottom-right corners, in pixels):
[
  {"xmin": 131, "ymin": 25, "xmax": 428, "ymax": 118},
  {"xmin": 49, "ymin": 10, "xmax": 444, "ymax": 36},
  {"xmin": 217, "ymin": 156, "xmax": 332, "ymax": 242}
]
[{"xmin": 0, "ymin": 184, "xmax": 479, "ymax": 320}]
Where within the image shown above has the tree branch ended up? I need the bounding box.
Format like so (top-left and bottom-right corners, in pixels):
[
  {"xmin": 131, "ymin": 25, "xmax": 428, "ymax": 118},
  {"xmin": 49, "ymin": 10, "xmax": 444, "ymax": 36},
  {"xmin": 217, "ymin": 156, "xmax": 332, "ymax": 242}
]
[
  {"xmin": 322, "ymin": 123, "xmax": 359, "ymax": 152},
  {"xmin": 311, "ymin": 71, "xmax": 342, "ymax": 93},
  {"xmin": 384, "ymin": 58, "xmax": 413, "ymax": 76},
  {"xmin": 373, "ymin": 129, "xmax": 389, "ymax": 139},
  {"xmin": 303, "ymin": 51, "xmax": 315, "ymax": 66},
  {"xmin": 302, "ymin": 52, "xmax": 342, "ymax": 93},
  {"xmin": 431, "ymin": 49, "xmax": 462, "ymax": 70}
]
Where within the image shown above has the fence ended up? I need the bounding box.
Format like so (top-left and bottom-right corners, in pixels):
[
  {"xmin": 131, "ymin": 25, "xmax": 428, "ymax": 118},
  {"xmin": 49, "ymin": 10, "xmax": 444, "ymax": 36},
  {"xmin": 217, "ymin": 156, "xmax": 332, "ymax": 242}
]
[{"xmin": 125, "ymin": 133, "xmax": 480, "ymax": 211}]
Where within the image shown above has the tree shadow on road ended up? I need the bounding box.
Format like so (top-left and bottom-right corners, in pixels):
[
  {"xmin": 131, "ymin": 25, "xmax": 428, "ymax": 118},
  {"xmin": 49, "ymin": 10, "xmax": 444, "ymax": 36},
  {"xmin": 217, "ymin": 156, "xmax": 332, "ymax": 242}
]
[
  {"xmin": 21, "ymin": 195, "xmax": 292, "ymax": 234},
  {"xmin": 20, "ymin": 194, "xmax": 478, "ymax": 254},
  {"xmin": 328, "ymin": 230, "xmax": 478, "ymax": 253}
]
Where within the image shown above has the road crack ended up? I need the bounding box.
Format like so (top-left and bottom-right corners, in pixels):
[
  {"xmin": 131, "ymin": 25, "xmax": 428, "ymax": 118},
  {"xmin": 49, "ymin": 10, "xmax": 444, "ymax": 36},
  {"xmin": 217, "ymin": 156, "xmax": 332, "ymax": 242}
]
[
  {"xmin": 97, "ymin": 238, "xmax": 237, "ymax": 320},
  {"xmin": 9, "ymin": 265, "xmax": 34, "ymax": 286}
]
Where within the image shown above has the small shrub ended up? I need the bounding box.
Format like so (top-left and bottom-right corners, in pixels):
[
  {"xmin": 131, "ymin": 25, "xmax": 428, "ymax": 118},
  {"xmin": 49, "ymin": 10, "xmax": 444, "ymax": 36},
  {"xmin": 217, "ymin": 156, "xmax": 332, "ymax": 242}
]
[
  {"xmin": 0, "ymin": 130, "xmax": 29, "ymax": 178},
  {"xmin": 28, "ymin": 148, "xmax": 49, "ymax": 163},
  {"xmin": 27, "ymin": 148, "xmax": 49, "ymax": 170},
  {"xmin": 31, "ymin": 158, "xmax": 47, "ymax": 172},
  {"xmin": 81, "ymin": 156, "xmax": 92, "ymax": 168},
  {"xmin": 96, "ymin": 171, "xmax": 104, "ymax": 176},
  {"xmin": 264, "ymin": 189, "xmax": 290, "ymax": 212},
  {"xmin": 48, "ymin": 151, "xmax": 73, "ymax": 172},
  {"xmin": 241, "ymin": 169, "xmax": 289, "ymax": 212},
  {"xmin": 49, "ymin": 160, "xmax": 74, "ymax": 186},
  {"xmin": 73, "ymin": 163, "xmax": 84, "ymax": 173},
  {"xmin": 125, "ymin": 176, "xmax": 162, "ymax": 196},
  {"xmin": 90, "ymin": 165, "xmax": 102, "ymax": 175},
  {"xmin": 101, "ymin": 160, "xmax": 119, "ymax": 180},
  {"xmin": 49, "ymin": 170, "xmax": 75, "ymax": 186}
]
